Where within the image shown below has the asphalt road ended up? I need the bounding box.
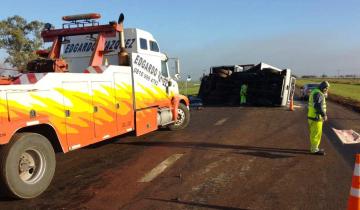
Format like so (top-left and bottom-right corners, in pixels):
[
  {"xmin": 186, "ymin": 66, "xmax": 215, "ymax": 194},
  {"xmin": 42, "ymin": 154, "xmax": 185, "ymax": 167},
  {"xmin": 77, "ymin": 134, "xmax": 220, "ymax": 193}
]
[{"xmin": 0, "ymin": 100, "xmax": 359, "ymax": 210}]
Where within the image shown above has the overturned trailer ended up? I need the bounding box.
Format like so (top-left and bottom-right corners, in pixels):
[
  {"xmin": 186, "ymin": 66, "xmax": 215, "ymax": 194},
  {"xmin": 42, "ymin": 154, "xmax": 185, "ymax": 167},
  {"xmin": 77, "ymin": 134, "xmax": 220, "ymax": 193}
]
[{"xmin": 198, "ymin": 63, "xmax": 296, "ymax": 106}]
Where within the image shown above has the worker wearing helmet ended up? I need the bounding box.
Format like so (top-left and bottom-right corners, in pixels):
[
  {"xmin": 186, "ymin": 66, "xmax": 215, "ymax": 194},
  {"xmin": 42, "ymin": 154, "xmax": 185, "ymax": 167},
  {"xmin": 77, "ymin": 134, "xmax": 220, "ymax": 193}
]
[
  {"xmin": 307, "ymin": 81, "xmax": 330, "ymax": 155},
  {"xmin": 240, "ymin": 84, "xmax": 248, "ymax": 105}
]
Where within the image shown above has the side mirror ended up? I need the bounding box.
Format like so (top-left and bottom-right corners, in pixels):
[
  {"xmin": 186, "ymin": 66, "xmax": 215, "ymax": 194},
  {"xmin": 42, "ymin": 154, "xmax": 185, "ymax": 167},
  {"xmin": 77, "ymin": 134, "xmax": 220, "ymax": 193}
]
[
  {"xmin": 163, "ymin": 53, "xmax": 169, "ymax": 62},
  {"xmin": 174, "ymin": 74, "xmax": 180, "ymax": 80},
  {"xmin": 175, "ymin": 59, "xmax": 180, "ymax": 75}
]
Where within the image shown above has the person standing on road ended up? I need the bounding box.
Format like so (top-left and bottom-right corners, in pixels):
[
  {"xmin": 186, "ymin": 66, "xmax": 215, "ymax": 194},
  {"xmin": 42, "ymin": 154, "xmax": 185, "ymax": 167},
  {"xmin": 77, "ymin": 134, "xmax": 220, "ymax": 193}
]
[
  {"xmin": 240, "ymin": 84, "xmax": 248, "ymax": 105},
  {"xmin": 307, "ymin": 81, "xmax": 330, "ymax": 155}
]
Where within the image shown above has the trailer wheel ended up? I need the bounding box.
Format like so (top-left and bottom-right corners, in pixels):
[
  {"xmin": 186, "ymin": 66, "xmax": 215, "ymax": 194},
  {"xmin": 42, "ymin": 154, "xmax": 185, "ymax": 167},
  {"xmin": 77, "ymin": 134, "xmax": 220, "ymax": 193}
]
[
  {"xmin": 214, "ymin": 69, "xmax": 231, "ymax": 78},
  {"xmin": 0, "ymin": 132, "xmax": 56, "ymax": 199},
  {"xmin": 217, "ymin": 72, "xmax": 228, "ymax": 78},
  {"xmin": 168, "ymin": 103, "xmax": 190, "ymax": 131}
]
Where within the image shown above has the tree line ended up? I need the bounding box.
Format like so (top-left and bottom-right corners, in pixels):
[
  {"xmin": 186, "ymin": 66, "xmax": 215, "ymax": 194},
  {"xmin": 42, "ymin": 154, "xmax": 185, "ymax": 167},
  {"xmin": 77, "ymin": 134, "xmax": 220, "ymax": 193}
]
[{"xmin": 0, "ymin": 15, "xmax": 43, "ymax": 71}]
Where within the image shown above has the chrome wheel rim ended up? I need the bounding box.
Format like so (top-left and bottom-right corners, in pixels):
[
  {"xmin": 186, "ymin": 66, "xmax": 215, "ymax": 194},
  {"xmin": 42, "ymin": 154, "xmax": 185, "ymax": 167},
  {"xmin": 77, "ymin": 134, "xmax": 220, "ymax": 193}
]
[
  {"xmin": 19, "ymin": 148, "xmax": 46, "ymax": 184},
  {"xmin": 175, "ymin": 108, "xmax": 185, "ymax": 126}
]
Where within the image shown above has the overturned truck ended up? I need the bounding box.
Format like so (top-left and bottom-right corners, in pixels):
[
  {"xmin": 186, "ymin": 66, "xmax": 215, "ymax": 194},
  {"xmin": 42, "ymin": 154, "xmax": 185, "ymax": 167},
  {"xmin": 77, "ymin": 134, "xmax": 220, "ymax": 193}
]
[{"xmin": 198, "ymin": 63, "xmax": 296, "ymax": 106}]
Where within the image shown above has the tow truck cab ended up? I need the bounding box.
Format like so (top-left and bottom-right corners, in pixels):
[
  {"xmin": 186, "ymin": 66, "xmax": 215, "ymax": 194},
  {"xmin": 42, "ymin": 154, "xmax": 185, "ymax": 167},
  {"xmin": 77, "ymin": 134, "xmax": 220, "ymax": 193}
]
[{"xmin": 62, "ymin": 28, "xmax": 180, "ymax": 95}]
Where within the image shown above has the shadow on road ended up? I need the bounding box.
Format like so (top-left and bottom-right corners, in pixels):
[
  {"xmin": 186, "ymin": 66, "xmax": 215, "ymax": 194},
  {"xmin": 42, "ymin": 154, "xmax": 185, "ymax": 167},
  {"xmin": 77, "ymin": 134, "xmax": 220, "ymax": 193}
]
[
  {"xmin": 0, "ymin": 194, "xmax": 14, "ymax": 202},
  {"xmin": 236, "ymin": 151, "xmax": 295, "ymax": 159},
  {"xmin": 147, "ymin": 198, "xmax": 248, "ymax": 210},
  {"xmin": 119, "ymin": 141, "xmax": 312, "ymax": 156},
  {"xmin": 328, "ymin": 117, "xmax": 360, "ymax": 121}
]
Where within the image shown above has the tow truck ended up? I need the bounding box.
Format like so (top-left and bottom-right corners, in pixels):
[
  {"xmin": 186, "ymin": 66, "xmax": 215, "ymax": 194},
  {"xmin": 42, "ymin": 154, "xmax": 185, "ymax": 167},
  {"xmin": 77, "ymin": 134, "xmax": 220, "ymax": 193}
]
[{"xmin": 0, "ymin": 13, "xmax": 190, "ymax": 199}]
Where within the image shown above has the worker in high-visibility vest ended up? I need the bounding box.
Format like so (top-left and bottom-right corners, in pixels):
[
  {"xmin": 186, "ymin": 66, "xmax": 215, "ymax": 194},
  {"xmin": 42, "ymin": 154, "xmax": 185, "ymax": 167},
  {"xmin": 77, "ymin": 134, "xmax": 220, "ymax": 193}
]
[
  {"xmin": 307, "ymin": 81, "xmax": 330, "ymax": 155},
  {"xmin": 240, "ymin": 84, "xmax": 248, "ymax": 105}
]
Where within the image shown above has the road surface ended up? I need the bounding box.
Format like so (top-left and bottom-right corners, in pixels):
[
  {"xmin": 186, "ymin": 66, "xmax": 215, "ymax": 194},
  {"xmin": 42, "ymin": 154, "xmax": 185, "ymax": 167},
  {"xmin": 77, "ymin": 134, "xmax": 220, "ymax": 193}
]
[{"xmin": 0, "ymin": 100, "xmax": 359, "ymax": 210}]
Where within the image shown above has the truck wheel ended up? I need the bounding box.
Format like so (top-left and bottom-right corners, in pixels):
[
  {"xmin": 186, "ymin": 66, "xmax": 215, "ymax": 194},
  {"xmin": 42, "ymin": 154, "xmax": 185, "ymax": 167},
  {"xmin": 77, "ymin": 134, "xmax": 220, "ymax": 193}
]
[
  {"xmin": 168, "ymin": 103, "xmax": 190, "ymax": 131},
  {"xmin": 0, "ymin": 132, "xmax": 56, "ymax": 199},
  {"xmin": 217, "ymin": 72, "xmax": 228, "ymax": 78}
]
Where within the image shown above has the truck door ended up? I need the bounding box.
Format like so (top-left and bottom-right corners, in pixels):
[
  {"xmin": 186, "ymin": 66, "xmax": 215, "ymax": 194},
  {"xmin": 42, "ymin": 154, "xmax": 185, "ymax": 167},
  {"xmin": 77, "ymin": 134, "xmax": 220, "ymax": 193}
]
[
  {"xmin": 91, "ymin": 81, "xmax": 117, "ymax": 141},
  {"xmin": 280, "ymin": 69, "xmax": 292, "ymax": 106},
  {"xmin": 161, "ymin": 60, "xmax": 171, "ymax": 95},
  {"xmin": 114, "ymin": 72, "xmax": 134, "ymax": 134},
  {"xmin": 62, "ymin": 82, "xmax": 94, "ymax": 150}
]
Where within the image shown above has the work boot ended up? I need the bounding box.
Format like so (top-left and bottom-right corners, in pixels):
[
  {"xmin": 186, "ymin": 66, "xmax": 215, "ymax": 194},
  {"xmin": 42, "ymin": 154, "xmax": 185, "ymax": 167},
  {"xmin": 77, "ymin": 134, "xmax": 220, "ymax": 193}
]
[{"xmin": 312, "ymin": 149, "xmax": 325, "ymax": 156}]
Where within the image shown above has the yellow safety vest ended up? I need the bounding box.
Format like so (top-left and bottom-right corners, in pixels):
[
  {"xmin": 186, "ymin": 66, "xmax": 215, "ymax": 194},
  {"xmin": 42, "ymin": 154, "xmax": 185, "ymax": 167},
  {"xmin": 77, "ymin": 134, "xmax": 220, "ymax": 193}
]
[{"xmin": 308, "ymin": 88, "xmax": 326, "ymax": 121}]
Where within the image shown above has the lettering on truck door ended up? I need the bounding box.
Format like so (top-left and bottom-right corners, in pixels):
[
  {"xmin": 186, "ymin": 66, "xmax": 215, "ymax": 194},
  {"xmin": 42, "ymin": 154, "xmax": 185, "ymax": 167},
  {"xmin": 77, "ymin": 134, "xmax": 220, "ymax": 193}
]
[
  {"xmin": 131, "ymin": 53, "xmax": 169, "ymax": 109},
  {"xmin": 62, "ymin": 81, "xmax": 93, "ymax": 150}
]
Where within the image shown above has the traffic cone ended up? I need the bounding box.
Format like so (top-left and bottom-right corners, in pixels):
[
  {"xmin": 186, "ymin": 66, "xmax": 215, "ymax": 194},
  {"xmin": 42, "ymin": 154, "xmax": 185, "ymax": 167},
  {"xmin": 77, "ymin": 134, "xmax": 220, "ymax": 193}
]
[
  {"xmin": 348, "ymin": 154, "xmax": 360, "ymax": 210},
  {"xmin": 289, "ymin": 97, "xmax": 294, "ymax": 111}
]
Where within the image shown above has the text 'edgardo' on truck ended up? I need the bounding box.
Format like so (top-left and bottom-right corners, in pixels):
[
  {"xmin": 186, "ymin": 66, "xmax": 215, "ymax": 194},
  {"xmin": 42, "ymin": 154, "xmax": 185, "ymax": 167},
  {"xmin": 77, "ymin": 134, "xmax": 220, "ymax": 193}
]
[{"xmin": 0, "ymin": 13, "xmax": 190, "ymax": 199}]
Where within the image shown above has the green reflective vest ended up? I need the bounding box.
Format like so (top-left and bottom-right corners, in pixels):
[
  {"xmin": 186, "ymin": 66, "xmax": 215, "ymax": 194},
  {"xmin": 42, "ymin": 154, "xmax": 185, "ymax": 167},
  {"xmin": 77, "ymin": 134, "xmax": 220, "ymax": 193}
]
[
  {"xmin": 240, "ymin": 84, "xmax": 248, "ymax": 96},
  {"xmin": 308, "ymin": 88, "xmax": 326, "ymax": 120}
]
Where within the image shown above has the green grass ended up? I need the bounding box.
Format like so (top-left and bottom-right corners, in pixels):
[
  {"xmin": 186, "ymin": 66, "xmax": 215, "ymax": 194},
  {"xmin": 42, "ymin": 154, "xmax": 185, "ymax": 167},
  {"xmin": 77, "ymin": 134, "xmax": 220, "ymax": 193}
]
[
  {"xmin": 297, "ymin": 78, "xmax": 360, "ymax": 85},
  {"xmin": 178, "ymin": 81, "xmax": 200, "ymax": 96},
  {"xmin": 297, "ymin": 79, "xmax": 360, "ymax": 101},
  {"xmin": 177, "ymin": 78, "xmax": 360, "ymax": 102}
]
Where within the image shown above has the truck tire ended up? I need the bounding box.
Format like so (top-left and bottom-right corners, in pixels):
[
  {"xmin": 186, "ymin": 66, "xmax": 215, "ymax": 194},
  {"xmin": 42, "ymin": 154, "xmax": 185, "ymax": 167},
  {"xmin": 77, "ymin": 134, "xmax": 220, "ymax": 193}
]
[
  {"xmin": 217, "ymin": 72, "xmax": 228, "ymax": 78},
  {"xmin": 168, "ymin": 103, "xmax": 190, "ymax": 131},
  {"xmin": 214, "ymin": 69, "xmax": 232, "ymax": 78},
  {"xmin": 0, "ymin": 132, "xmax": 56, "ymax": 199}
]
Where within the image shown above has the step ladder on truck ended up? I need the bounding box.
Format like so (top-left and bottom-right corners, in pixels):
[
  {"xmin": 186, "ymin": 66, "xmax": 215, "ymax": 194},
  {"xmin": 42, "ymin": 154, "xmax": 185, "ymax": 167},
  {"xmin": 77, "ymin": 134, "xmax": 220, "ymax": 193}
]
[{"xmin": 0, "ymin": 13, "xmax": 190, "ymax": 199}]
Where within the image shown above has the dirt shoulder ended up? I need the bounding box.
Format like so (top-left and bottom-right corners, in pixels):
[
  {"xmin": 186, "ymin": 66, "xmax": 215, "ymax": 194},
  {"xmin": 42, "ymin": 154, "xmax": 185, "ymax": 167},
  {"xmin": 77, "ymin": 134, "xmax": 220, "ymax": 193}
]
[{"xmin": 328, "ymin": 94, "xmax": 360, "ymax": 113}]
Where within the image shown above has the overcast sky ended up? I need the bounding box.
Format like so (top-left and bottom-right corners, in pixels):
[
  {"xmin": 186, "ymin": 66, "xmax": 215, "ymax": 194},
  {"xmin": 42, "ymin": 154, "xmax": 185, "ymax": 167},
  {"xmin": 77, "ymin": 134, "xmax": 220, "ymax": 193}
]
[{"xmin": 1, "ymin": 0, "xmax": 360, "ymax": 79}]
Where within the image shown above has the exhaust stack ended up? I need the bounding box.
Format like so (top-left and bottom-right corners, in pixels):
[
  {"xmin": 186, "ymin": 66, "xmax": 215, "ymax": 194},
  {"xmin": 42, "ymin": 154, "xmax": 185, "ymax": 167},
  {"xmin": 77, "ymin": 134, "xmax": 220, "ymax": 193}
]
[{"xmin": 117, "ymin": 14, "xmax": 129, "ymax": 66}]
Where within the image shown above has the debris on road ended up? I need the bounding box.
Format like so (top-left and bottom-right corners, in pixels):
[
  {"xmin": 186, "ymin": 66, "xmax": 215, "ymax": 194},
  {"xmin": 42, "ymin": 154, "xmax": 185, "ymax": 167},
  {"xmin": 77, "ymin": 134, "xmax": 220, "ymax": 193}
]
[{"xmin": 332, "ymin": 128, "xmax": 360, "ymax": 144}]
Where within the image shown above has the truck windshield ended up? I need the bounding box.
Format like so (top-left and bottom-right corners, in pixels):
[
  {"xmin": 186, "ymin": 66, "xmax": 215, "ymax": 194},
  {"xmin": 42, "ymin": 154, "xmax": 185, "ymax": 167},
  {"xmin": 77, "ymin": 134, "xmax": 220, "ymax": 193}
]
[
  {"xmin": 161, "ymin": 61, "xmax": 169, "ymax": 77},
  {"xmin": 150, "ymin": 41, "xmax": 159, "ymax": 52}
]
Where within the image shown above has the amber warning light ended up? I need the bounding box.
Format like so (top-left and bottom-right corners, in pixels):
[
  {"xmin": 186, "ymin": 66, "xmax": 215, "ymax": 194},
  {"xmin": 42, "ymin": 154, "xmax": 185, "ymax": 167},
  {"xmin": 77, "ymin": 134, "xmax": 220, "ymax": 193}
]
[{"xmin": 62, "ymin": 13, "xmax": 101, "ymax": 22}]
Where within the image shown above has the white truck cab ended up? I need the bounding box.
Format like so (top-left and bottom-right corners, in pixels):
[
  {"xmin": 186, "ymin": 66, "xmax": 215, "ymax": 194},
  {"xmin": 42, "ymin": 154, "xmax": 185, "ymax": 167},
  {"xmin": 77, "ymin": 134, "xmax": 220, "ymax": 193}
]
[{"xmin": 62, "ymin": 28, "xmax": 179, "ymax": 95}]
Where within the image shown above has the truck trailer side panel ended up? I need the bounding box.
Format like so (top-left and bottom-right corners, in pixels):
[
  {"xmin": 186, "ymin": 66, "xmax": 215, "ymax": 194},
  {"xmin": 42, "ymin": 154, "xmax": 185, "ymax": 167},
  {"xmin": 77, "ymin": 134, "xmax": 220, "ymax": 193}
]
[
  {"xmin": 0, "ymin": 66, "xmax": 137, "ymax": 149},
  {"xmin": 113, "ymin": 71, "xmax": 135, "ymax": 135},
  {"xmin": 62, "ymin": 81, "xmax": 94, "ymax": 149},
  {"xmin": 91, "ymin": 81, "xmax": 117, "ymax": 140}
]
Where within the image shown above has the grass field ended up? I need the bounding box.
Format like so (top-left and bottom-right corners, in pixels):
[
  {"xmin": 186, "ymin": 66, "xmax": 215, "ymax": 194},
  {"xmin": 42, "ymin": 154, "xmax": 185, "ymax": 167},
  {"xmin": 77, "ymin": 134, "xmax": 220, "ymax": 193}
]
[
  {"xmin": 178, "ymin": 81, "xmax": 200, "ymax": 96},
  {"xmin": 297, "ymin": 79, "xmax": 360, "ymax": 101},
  {"xmin": 177, "ymin": 78, "xmax": 360, "ymax": 103},
  {"xmin": 297, "ymin": 78, "xmax": 360, "ymax": 85}
]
